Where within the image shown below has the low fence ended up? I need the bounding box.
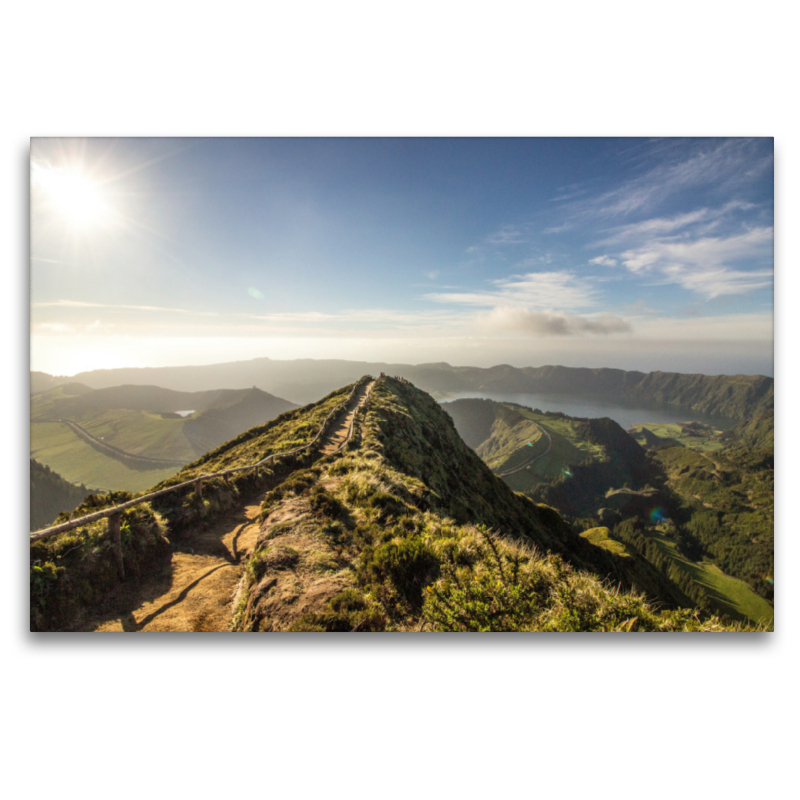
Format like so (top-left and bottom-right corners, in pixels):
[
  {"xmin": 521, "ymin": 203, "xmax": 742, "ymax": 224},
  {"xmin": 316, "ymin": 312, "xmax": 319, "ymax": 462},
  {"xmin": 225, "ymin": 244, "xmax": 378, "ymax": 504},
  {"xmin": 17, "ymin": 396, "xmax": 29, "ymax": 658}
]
[{"xmin": 30, "ymin": 377, "xmax": 375, "ymax": 556}]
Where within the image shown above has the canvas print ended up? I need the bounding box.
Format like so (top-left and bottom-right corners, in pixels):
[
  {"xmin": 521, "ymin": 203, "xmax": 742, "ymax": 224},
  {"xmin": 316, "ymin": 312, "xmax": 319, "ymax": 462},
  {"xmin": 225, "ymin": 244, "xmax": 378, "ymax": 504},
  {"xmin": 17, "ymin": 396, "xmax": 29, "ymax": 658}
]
[{"xmin": 29, "ymin": 137, "xmax": 774, "ymax": 632}]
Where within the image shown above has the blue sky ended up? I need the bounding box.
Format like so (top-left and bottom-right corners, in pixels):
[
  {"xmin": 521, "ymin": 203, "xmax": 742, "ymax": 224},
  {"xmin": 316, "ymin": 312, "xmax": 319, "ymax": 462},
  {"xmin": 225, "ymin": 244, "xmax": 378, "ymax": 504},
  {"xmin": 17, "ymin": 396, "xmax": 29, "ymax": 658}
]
[{"xmin": 30, "ymin": 137, "xmax": 774, "ymax": 376}]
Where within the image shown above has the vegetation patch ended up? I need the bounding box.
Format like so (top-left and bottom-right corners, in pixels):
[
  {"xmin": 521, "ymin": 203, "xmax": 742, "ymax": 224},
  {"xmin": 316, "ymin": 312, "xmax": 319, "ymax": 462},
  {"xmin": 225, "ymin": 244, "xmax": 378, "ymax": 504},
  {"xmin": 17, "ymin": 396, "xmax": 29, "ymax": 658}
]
[{"xmin": 30, "ymin": 494, "xmax": 170, "ymax": 631}]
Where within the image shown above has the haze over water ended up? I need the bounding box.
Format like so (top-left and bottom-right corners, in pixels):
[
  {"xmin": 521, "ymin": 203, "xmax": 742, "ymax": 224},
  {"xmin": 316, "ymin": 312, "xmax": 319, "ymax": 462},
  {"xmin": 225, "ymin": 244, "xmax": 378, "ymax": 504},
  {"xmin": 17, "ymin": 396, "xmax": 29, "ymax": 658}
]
[{"xmin": 443, "ymin": 392, "xmax": 734, "ymax": 431}]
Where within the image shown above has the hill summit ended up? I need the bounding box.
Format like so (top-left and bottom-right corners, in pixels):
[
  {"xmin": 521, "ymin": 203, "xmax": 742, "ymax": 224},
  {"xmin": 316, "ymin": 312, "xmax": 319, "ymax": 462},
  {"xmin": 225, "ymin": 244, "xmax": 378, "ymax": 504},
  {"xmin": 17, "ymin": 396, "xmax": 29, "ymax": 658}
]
[{"xmin": 31, "ymin": 377, "xmax": 757, "ymax": 632}]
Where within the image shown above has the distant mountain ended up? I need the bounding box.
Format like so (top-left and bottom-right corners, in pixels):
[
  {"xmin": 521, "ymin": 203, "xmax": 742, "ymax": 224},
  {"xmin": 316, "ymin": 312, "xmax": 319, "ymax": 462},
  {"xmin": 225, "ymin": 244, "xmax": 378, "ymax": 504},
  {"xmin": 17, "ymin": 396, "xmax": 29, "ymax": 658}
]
[
  {"xmin": 32, "ymin": 358, "xmax": 773, "ymax": 419},
  {"xmin": 30, "ymin": 459, "xmax": 90, "ymax": 531}
]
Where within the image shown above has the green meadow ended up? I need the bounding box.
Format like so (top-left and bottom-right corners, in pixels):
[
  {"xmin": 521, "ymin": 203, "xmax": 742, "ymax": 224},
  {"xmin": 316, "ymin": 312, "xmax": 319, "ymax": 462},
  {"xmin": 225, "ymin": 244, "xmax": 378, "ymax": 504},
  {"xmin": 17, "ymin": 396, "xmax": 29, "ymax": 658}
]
[
  {"xmin": 648, "ymin": 530, "xmax": 773, "ymax": 625},
  {"xmin": 628, "ymin": 422, "xmax": 726, "ymax": 453},
  {"xmin": 75, "ymin": 409, "xmax": 195, "ymax": 461},
  {"xmin": 30, "ymin": 422, "xmax": 177, "ymax": 493},
  {"xmin": 494, "ymin": 406, "xmax": 605, "ymax": 490}
]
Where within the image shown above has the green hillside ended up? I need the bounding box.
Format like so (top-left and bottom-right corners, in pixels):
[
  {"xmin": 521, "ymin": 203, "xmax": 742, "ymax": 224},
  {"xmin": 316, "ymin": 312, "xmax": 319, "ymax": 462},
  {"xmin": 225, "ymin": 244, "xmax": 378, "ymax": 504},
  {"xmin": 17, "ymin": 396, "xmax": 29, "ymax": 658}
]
[
  {"xmin": 443, "ymin": 396, "xmax": 774, "ymax": 625},
  {"xmin": 628, "ymin": 421, "xmax": 726, "ymax": 453},
  {"xmin": 31, "ymin": 378, "xmax": 758, "ymax": 632},
  {"xmin": 30, "ymin": 459, "xmax": 91, "ymax": 531},
  {"xmin": 30, "ymin": 383, "xmax": 297, "ymax": 492},
  {"xmin": 30, "ymin": 421, "xmax": 177, "ymax": 492}
]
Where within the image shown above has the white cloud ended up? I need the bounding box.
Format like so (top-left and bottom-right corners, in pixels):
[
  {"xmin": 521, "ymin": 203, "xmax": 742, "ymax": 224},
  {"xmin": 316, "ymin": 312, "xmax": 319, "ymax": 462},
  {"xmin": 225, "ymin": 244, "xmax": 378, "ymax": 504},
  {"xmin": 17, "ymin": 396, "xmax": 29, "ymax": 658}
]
[
  {"xmin": 478, "ymin": 307, "xmax": 631, "ymax": 337},
  {"xmin": 543, "ymin": 221, "xmax": 573, "ymax": 234},
  {"xmin": 593, "ymin": 201, "xmax": 756, "ymax": 247},
  {"xmin": 589, "ymin": 255, "xmax": 618, "ymax": 267},
  {"xmin": 618, "ymin": 226, "xmax": 773, "ymax": 297}
]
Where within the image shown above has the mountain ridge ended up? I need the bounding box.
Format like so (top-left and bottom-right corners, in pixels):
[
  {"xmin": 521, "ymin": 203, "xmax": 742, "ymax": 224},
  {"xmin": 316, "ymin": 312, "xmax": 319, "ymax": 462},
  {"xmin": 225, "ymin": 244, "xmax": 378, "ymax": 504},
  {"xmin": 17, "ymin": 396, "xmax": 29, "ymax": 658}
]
[{"xmin": 32, "ymin": 358, "xmax": 773, "ymax": 420}]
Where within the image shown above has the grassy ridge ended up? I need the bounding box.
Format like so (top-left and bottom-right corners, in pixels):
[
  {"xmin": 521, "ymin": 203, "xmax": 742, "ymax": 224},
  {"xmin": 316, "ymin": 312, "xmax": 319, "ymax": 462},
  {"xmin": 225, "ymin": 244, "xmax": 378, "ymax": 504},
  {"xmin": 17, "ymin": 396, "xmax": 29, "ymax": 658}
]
[
  {"xmin": 154, "ymin": 384, "xmax": 352, "ymax": 485},
  {"xmin": 443, "ymin": 395, "xmax": 774, "ymax": 625},
  {"xmin": 234, "ymin": 378, "xmax": 757, "ymax": 631}
]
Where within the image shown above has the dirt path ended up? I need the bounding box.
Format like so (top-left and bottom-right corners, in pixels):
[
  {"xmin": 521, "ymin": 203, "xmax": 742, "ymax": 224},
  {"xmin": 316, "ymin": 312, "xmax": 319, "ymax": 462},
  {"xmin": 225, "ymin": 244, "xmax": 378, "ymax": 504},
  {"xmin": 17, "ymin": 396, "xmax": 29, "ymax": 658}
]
[
  {"xmin": 86, "ymin": 493, "xmax": 265, "ymax": 632},
  {"xmin": 86, "ymin": 380, "xmax": 375, "ymax": 632},
  {"xmin": 318, "ymin": 380, "xmax": 374, "ymax": 455}
]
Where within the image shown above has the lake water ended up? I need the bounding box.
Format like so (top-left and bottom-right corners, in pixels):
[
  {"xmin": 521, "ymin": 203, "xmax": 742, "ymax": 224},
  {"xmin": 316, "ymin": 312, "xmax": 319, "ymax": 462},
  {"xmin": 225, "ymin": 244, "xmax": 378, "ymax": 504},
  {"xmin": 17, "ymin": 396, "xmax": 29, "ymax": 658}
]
[
  {"xmin": 441, "ymin": 392, "xmax": 734, "ymax": 431},
  {"xmin": 175, "ymin": 410, "xmax": 195, "ymax": 418}
]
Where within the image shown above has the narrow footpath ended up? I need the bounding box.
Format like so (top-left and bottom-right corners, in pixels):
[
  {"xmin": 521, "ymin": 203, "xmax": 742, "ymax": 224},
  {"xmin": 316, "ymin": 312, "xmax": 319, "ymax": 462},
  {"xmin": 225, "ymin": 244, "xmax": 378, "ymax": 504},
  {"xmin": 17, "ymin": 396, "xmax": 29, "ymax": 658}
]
[
  {"xmin": 319, "ymin": 380, "xmax": 373, "ymax": 455},
  {"xmin": 85, "ymin": 381, "xmax": 374, "ymax": 632}
]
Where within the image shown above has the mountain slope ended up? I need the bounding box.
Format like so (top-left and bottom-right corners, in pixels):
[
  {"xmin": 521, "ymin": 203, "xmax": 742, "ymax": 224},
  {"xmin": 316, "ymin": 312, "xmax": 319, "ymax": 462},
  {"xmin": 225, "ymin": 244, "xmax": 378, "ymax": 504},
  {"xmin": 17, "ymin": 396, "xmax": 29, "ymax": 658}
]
[{"xmin": 30, "ymin": 459, "xmax": 90, "ymax": 531}]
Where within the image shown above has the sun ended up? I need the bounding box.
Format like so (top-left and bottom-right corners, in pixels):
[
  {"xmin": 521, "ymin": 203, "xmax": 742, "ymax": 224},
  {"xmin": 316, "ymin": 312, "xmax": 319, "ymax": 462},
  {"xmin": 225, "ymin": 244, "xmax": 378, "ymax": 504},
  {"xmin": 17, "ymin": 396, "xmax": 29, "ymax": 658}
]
[{"xmin": 32, "ymin": 163, "xmax": 110, "ymax": 229}]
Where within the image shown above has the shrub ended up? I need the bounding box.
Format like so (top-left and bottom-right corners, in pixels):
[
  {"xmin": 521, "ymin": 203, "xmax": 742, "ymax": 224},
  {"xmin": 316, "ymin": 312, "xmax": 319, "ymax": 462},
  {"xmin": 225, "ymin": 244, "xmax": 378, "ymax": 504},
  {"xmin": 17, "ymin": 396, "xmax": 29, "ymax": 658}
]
[{"xmin": 360, "ymin": 535, "xmax": 440, "ymax": 609}]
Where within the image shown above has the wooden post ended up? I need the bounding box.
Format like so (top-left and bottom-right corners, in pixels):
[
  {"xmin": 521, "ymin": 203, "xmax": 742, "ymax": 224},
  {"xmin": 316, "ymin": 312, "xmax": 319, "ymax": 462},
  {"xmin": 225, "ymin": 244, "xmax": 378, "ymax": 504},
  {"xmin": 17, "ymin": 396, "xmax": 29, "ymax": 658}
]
[
  {"xmin": 108, "ymin": 513, "xmax": 125, "ymax": 581},
  {"xmin": 196, "ymin": 478, "xmax": 203, "ymax": 498}
]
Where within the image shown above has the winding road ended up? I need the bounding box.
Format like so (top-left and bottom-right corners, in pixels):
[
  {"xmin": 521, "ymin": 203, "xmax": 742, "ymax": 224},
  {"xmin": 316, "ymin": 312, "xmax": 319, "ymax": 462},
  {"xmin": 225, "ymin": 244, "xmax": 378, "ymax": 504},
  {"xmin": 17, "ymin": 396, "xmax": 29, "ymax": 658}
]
[
  {"xmin": 56, "ymin": 418, "xmax": 188, "ymax": 468},
  {"xmin": 495, "ymin": 425, "xmax": 553, "ymax": 477}
]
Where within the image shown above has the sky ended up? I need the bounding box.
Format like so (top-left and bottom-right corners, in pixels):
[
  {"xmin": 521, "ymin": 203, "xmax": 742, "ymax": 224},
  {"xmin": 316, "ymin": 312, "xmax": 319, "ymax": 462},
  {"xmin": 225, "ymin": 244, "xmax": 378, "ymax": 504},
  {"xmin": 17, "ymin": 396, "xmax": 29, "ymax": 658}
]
[{"xmin": 30, "ymin": 137, "xmax": 774, "ymax": 377}]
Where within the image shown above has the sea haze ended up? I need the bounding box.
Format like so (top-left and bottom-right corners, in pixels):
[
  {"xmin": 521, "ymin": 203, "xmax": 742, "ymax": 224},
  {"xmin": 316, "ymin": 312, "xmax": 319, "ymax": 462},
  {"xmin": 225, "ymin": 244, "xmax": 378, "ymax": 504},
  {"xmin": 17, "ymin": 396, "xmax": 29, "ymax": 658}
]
[{"xmin": 442, "ymin": 392, "xmax": 735, "ymax": 431}]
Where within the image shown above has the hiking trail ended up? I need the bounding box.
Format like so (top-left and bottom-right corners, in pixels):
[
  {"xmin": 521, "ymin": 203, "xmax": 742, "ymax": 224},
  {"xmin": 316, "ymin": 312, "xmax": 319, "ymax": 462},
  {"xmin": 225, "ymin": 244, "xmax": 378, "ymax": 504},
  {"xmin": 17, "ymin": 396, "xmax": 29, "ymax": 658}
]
[{"xmin": 85, "ymin": 380, "xmax": 374, "ymax": 632}]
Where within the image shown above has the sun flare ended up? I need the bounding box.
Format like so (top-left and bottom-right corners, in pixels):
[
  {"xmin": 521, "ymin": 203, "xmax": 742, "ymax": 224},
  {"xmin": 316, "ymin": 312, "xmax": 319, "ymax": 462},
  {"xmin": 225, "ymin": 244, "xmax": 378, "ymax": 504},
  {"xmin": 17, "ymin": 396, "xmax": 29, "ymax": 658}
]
[{"xmin": 32, "ymin": 163, "xmax": 110, "ymax": 229}]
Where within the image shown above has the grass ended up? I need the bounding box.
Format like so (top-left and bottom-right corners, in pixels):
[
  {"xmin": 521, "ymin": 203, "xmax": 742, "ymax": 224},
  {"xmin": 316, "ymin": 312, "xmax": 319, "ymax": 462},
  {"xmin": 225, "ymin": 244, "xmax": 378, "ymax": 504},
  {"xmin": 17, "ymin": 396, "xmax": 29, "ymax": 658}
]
[
  {"xmin": 628, "ymin": 422, "xmax": 726, "ymax": 453},
  {"xmin": 646, "ymin": 529, "xmax": 773, "ymax": 626},
  {"xmin": 30, "ymin": 422, "xmax": 177, "ymax": 493},
  {"xmin": 156, "ymin": 384, "xmax": 353, "ymax": 485},
  {"xmin": 503, "ymin": 407, "xmax": 605, "ymax": 483},
  {"xmin": 30, "ymin": 494, "xmax": 171, "ymax": 631},
  {"xmin": 76, "ymin": 409, "xmax": 196, "ymax": 461}
]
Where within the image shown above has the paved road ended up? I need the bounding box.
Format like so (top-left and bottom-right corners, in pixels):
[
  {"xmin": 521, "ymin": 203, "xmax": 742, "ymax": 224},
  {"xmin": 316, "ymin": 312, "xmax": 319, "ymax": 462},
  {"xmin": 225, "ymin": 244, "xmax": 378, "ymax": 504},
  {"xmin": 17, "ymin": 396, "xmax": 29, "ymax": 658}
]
[{"xmin": 58, "ymin": 418, "xmax": 188, "ymax": 467}]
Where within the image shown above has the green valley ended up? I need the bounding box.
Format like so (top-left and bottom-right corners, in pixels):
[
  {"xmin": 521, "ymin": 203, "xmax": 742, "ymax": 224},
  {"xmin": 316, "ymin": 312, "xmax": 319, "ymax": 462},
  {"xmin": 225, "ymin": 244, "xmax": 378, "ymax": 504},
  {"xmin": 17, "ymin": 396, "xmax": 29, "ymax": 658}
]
[
  {"xmin": 30, "ymin": 383, "xmax": 297, "ymax": 493},
  {"xmin": 444, "ymin": 396, "xmax": 774, "ymax": 626}
]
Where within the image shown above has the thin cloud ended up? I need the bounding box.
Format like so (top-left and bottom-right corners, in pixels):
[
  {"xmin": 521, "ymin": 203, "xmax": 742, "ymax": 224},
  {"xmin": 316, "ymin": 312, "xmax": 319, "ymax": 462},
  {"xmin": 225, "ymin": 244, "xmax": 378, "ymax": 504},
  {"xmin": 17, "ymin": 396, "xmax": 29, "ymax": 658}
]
[
  {"xmin": 484, "ymin": 224, "xmax": 526, "ymax": 245},
  {"xmin": 593, "ymin": 201, "xmax": 756, "ymax": 247},
  {"xmin": 32, "ymin": 299, "xmax": 221, "ymax": 316},
  {"xmin": 556, "ymin": 139, "xmax": 772, "ymax": 222},
  {"xmin": 478, "ymin": 307, "xmax": 631, "ymax": 337},
  {"xmin": 618, "ymin": 226, "xmax": 773, "ymax": 297},
  {"xmin": 427, "ymin": 270, "xmax": 597, "ymax": 311}
]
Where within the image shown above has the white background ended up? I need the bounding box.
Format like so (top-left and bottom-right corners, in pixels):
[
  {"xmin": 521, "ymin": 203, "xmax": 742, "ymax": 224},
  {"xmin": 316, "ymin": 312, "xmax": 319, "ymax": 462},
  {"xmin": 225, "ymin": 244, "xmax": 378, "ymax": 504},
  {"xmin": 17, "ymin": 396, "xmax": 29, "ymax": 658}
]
[{"xmin": 4, "ymin": 2, "xmax": 796, "ymax": 798}]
